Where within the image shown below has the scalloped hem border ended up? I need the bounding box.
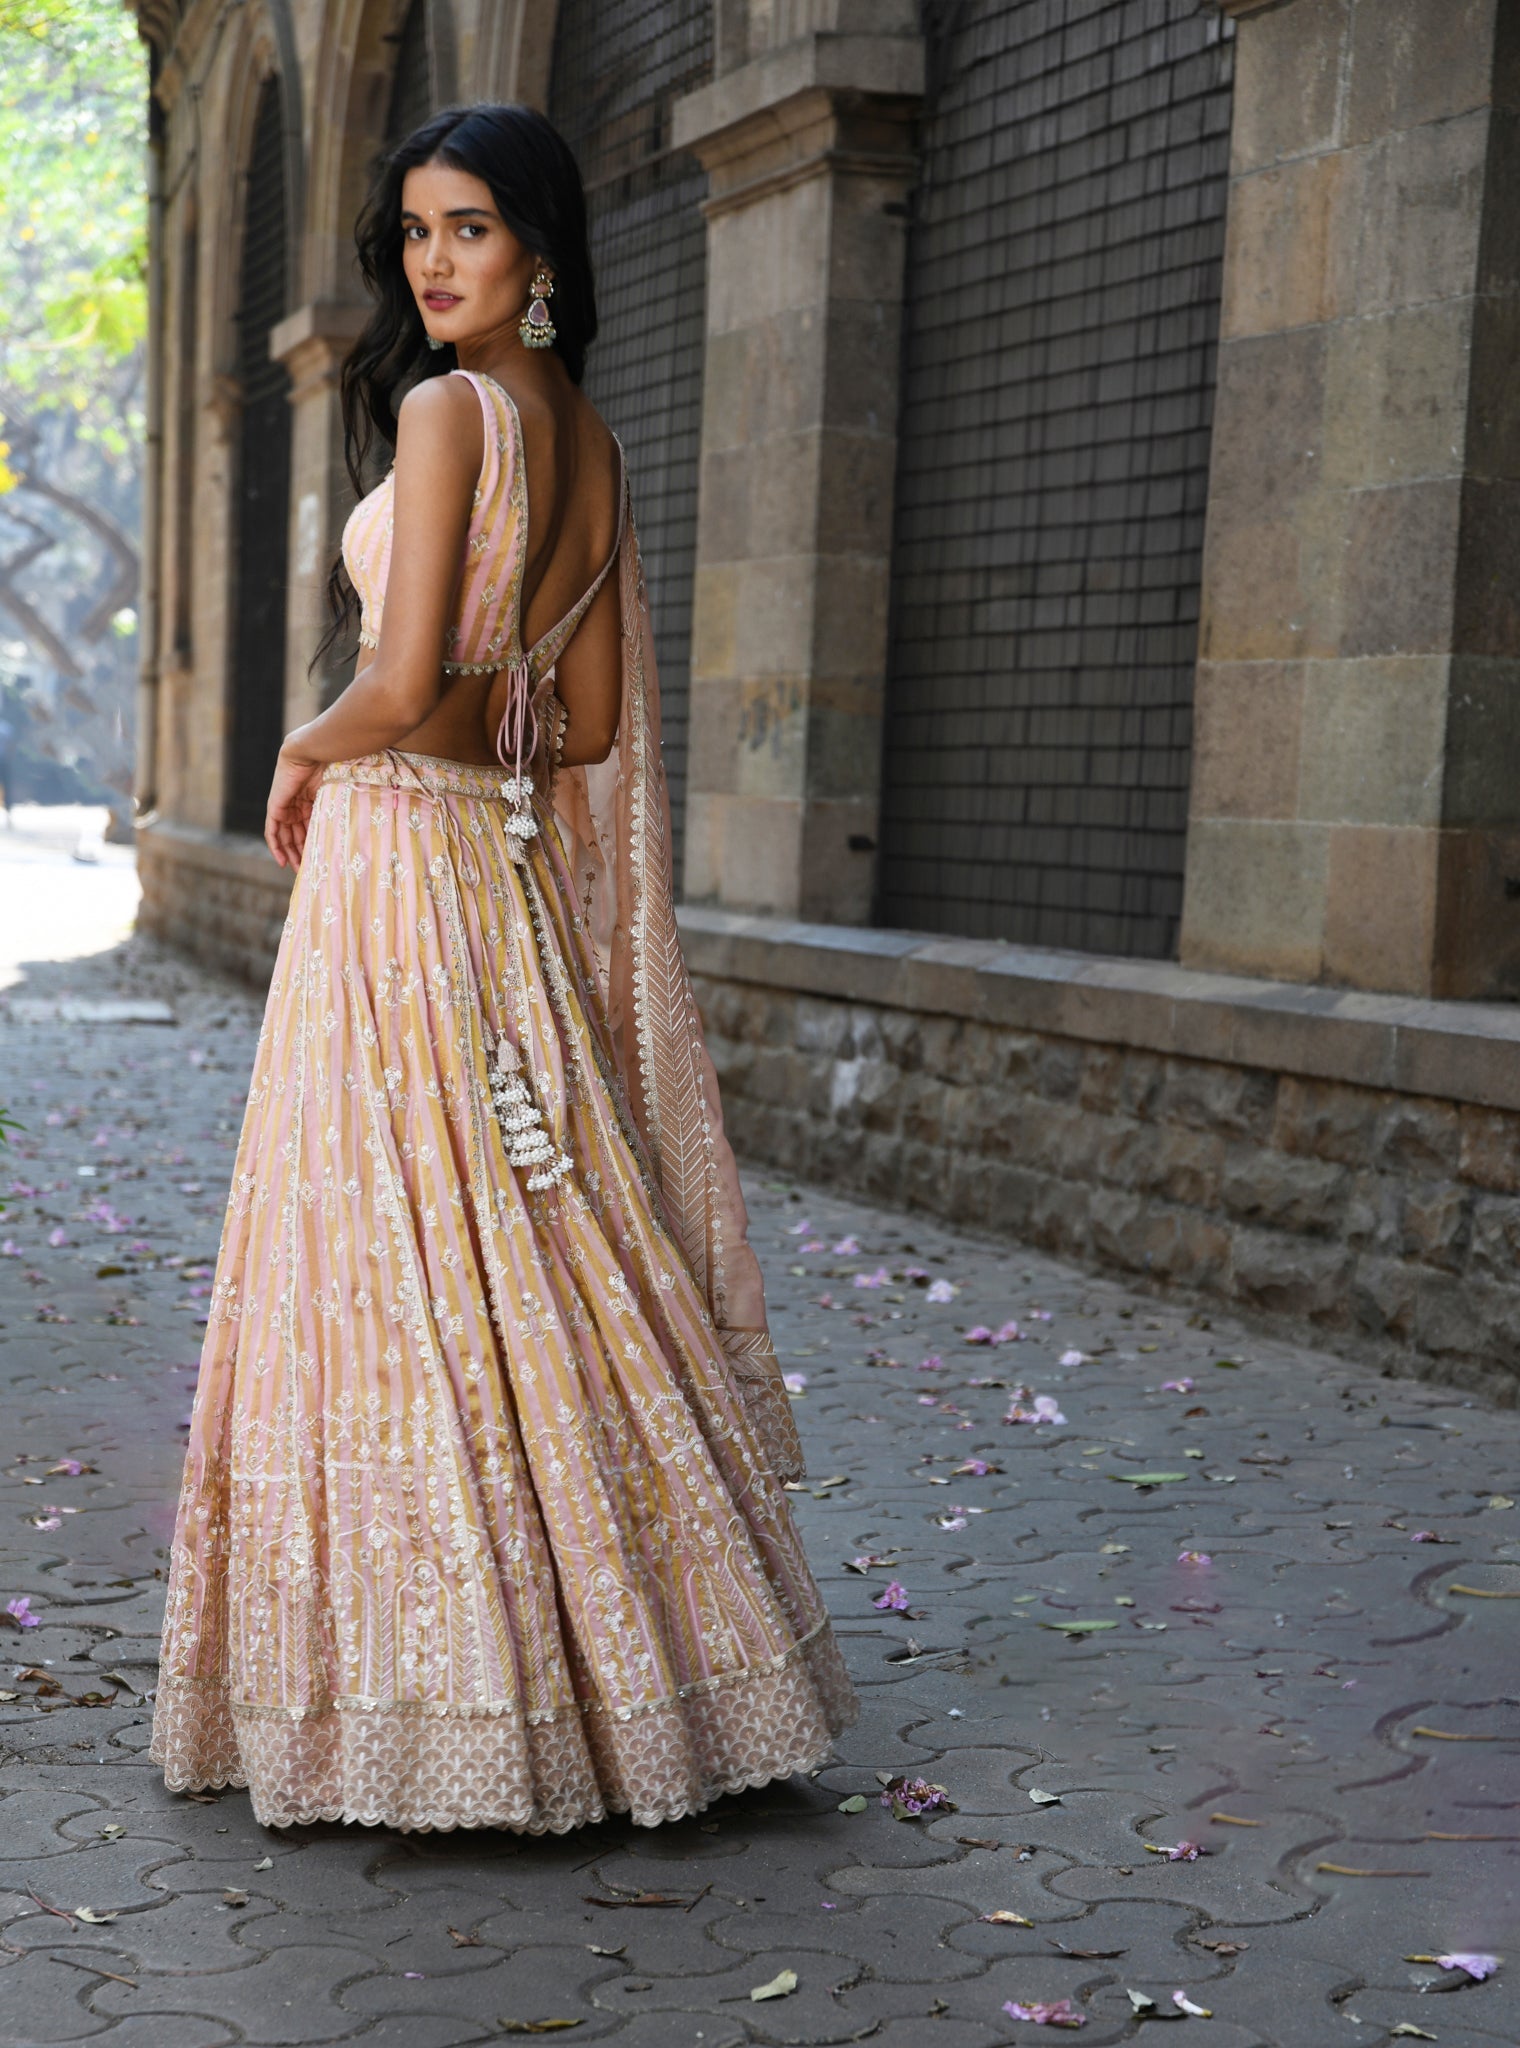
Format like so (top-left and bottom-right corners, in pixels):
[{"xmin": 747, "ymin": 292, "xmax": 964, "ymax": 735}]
[{"xmin": 157, "ymin": 1729, "xmax": 844, "ymax": 1834}]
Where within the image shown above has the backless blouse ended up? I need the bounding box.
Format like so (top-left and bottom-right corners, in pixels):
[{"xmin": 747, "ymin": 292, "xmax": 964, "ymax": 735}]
[{"xmin": 340, "ymin": 368, "xmax": 627, "ymax": 773}]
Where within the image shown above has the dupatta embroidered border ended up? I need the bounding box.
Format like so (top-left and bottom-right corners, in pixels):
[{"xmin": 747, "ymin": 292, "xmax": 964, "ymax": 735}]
[{"xmin": 549, "ymin": 501, "xmax": 806, "ymax": 1485}]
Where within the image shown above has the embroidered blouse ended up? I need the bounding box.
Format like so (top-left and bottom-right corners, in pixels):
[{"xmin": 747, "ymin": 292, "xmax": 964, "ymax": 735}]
[{"xmin": 339, "ymin": 366, "xmax": 625, "ymax": 684}]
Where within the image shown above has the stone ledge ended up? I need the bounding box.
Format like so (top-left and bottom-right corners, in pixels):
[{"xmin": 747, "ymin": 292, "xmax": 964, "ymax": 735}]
[
  {"xmin": 673, "ymin": 32, "xmax": 926, "ymax": 154},
  {"xmin": 675, "ymin": 905, "xmax": 1520, "ymax": 1113}
]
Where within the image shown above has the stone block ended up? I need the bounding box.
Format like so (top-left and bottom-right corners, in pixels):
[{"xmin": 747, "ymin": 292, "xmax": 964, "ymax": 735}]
[
  {"xmin": 1229, "ymin": 0, "xmax": 1348, "ymax": 171},
  {"xmin": 794, "ymin": 994, "xmax": 855, "ymax": 1059},
  {"xmin": 1322, "ymin": 822, "xmax": 1439, "ymax": 993},
  {"xmin": 1119, "ymin": 1049, "xmax": 1167, "ymax": 1118},
  {"xmin": 1466, "ymin": 1189, "xmax": 1520, "ymax": 1280},
  {"xmin": 1077, "ymin": 1045, "xmax": 1125, "ymax": 1115},
  {"xmin": 1348, "ymin": 1252, "xmax": 1420, "ymax": 1337},
  {"xmin": 1454, "ymin": 478, "xmax": 1520, "ymax": 658},
  {"xmin": 1322, "ymin": 302, "xmax": 1471, "ymax": 492},
  {"xmin": 1230, "ymin": 1229, "xmax": 1354, "ymax": 1319},
  {"xmin": 1220, "ymin": 153, "xmax": 1357, "ymax": 339},
  {"xmin": 717, "ymin": 793, "xmax": 804, "ymax": 912},
  {"xmin": 1035, "ymin": 1040, "xmax": 1084, "ymax": 1104},
  {"xmin": 1400, "ymin": 1178, "xmax": 1471, "ymax": 1270},
  {"xmin": 1431, "ymin": 824, "xmax": 1520, "ymax": 1002},
  {"xmin": 1297, "ymin": 657, "xmax": 1448, "ymax": 825},
  {"xmin": 1156, "ymin": 1057, "xmax": 1278, "ymax": 1143},
  {"xmin": 1443, "ymin": 658, "xmax": 1520, "ymax": 825},
  {"xmin": 1345, "ymin": 0, "xmax": 1498, "ymax": 145},
  {"xmin": 1457, "ymin": 1105, "xmax": 1520, "ymax": 1191},
  {"xmin": 1143, "ymin": 1124, "xmax": 1227, "ymax": 1210},
  {"xmin": 1351, "ymin": 113, "xmax": 1488, "ymax": 315},
  {"xmin": 1218, "ymin": 1146, "xmax": 1351, "ymax": 1234},
  {"xmin": 1373, "ymin": 1097, "xmax": 1460, "ymax": 1174},
  {"xmin": 1189, "ymin": 661, "xmax": 1304, "ymax": 821},
  {"xmin": 1207, "ymin": 329, "xmax": 1327, "ymax": 528},
  {"xmin": 1467, "ymin": 292, "xmax": 1520, "ymax": 480},
  {"xmin": 1340, "ymin": 479, "xmax": 1461, "ymax": 659},
  {"xmin": 1273, "ymin": 1075, "xmax": 1382, "ymax": 1165},
  {"xmin": 1343, "ymin": 1166, "xmax": 1403, "ymax": 1253},
  {"xmin": 1178, "ymin": 818, "xmax": 1328, "ymax": 984},
  {"xmin": 1411, "ymin": 1264, "xmax": 1484, "ymax": 1357}
]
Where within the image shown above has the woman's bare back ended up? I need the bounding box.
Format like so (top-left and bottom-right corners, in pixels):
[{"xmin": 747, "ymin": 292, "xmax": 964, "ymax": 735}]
[{"xmin": 392, "ymin": 370, "xmax": 624, "ymax": 769}]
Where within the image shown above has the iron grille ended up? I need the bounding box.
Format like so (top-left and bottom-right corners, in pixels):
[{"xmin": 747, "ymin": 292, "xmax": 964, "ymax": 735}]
[
  {"xmin": 548, "ymin": 0, "xmax": 712, "ymax": 882},
  {"xmin": 876, "ymin": 0, "xmax": 1235, "ymax": 957},
  {"xmin": 225, "ymin": 75, "xmax": 292, "ymax": 837}
]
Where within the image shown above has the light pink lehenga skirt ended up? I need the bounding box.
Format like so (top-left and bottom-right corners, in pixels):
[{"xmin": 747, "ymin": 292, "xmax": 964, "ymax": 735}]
[{"xmin": 149, "ymin": 749, "xmax": 857, "ymax": 1831}]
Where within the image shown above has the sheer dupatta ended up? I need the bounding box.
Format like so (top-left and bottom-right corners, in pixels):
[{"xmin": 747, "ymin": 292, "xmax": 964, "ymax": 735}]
[{"xmin": 546, "ymin": 498, "xmax": 806, "ymax": 1484}]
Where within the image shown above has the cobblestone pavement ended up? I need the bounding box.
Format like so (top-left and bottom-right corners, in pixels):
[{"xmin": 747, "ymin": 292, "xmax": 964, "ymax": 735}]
[{"xmin": 0, "ymin": 834, "xmax": 1517, "ymax": 2048}]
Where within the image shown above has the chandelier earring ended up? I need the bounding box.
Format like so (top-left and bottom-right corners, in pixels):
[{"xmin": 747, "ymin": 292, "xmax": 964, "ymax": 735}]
[{"xmin": 520, "ymin": 267, "xmax": 557, "ymax": 350}]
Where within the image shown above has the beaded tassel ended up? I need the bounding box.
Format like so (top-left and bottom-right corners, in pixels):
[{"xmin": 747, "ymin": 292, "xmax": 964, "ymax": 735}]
[
  {"xmin": 499, "ymin": 772, "xmax": 538, "ymax": 843},
  {"xmin": 486, "ymin": 1030, "xmax": 571, "ymax": 1189}
]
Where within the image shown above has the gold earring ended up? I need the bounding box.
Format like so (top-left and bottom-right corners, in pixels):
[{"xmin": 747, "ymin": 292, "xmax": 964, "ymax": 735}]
[{"xmin": 520, "ymin": 268, "xmax": 556, "ymax": 349}]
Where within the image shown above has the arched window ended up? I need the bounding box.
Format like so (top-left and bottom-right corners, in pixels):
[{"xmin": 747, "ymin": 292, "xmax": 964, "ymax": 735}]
[
  {"xmin": 225, "ymin": 75, "xmax": 292, "ymax": 836},
  {"xmin": 548, "ymin": 0, "xmax": 711, "ymax": 879},
  {"xmin": 384, "ymin": 0, "xmax": 433, "ymax": 146}
]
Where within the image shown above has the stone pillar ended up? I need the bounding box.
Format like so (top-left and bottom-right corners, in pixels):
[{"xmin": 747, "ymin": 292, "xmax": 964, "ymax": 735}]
[
  {"xmin": 1181, "ymin": 0, "xmax": 1520, "ymax": 1000},
  {"xmin": 269, "ymin": 300, "xmax": 370, "ymax": 726},
  {"xmin": 673, "ymin": 8, "xmax": 922, "ymax": 924}
]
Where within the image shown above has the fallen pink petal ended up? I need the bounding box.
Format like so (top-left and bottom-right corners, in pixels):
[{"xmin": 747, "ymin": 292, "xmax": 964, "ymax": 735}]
[
  {"xmin": 926, "ymin": 1278, "xmax": 958, "ymax": 1303},
  {"xmin": 880, "ymin": 1775, "xmax": 953, "ymax": 1815},
  {"xmin": 1177, "ymin": 1550, "xmax": 1211, "ymax": 1567},
  {"xmin": 1002, "ymin": 1999, "xmax": 1086, "ymax": 2027},
  {"xmin": 965, "ymin": 1325, "xmax": 995, "ymax": 1344},
  {"xmin": 1059, "ymin": 1348, "xmax": 1085, "ymax": 1366},
  {"xmin": 46, "ymin": 1227, "xmax": 69, "ymax": 1248},
  {"xmin": 4, "ymin": 1597, "xmax": 40, "ymax": 1628},
  {"xmin": 993, "ymin": 1320, "xmax": 1022, "ymax": 1343},
  {"xmin": 872, "ymin": 1580, "xmax": 911, "ymax": 1611},
  {"xmin": 917, "ymin": 1354, "xmax": 945, "ymax": 1371},
  {"xmin": 1435, "ymin": 1953, "xmax": 1500, "ymax": 1980},
  {"xmin": 1161, "ymin": 1377, "xmax": 1195, "ymax": 1393},
  {"xmin": 781, "ymin": 1372, "xmax": 808, "ymax": 1394},
  {"xmin": 1409, "ymin": 1530, "xmax": 1437, "ymax": 1543},
  {"xmin": 1165, "ymin": 1840, "xmax": 1203, "ymax": 1861},
  {"xmin": 832, "ymin": 1235, "xmax": 860, "ymax": 1255}
]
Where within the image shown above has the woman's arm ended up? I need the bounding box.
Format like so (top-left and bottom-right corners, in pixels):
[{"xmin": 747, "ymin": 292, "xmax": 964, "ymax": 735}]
[{"xmin": 279, "ymin": 375, "xmax": 483, "ymax": 767}]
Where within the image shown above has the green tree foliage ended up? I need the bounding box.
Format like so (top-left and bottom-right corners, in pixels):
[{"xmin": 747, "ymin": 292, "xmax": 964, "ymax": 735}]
[
  {"xmin": 0, "ymin": 0, "xmax": 147, "ymax": 808},
  {"xmin": 0, "ymin": 0, "xmax": 147, "ymax": 460}
]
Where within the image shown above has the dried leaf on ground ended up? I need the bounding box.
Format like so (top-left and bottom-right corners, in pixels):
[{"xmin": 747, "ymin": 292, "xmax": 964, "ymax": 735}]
[
  {"xmin": 749, "ymin": 1967, "xmax": 798, "ymax": 2001},
  {"xmin": 980, "ymin": 1909, "xmax": 1033, "ymax": 1926}
]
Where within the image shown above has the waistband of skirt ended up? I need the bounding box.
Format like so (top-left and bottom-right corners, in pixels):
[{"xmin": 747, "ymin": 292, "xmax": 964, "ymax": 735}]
[{"xmin": 319, "ymin": 749, "xmax": 518, "ymax": 801}]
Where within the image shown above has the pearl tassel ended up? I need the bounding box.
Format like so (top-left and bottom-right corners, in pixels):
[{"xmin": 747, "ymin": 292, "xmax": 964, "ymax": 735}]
[{"xmin": 486, "ymin": 1030, "xmax": 572, "ymax": 1189}]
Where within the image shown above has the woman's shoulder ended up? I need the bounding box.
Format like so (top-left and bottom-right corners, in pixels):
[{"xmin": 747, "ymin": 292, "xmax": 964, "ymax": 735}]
[{"xmin": 391, "ymin": 371, "xmax": 491, "ymax": 501}]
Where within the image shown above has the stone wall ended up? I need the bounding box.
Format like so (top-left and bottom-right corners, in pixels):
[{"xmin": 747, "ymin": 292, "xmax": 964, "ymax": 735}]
[
  {"xmin": 681, "ymin": 906, "xmax": 1520, "ymax": 1405},
  {"xmin": 136, "ymin": 821, "xmax": 293, "ymax": 989}
]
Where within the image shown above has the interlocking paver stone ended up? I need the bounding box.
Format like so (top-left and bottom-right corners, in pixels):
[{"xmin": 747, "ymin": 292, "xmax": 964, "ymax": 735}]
[{"xmin": 2, "ymin": 838, "xmax": 1519, "ymax": 2044}]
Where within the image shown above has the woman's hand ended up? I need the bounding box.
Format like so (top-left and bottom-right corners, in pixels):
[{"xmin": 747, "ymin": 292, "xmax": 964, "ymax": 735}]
[{"xmin": 265, "ymin": 748, "xmax": 326, "ymax": 869}]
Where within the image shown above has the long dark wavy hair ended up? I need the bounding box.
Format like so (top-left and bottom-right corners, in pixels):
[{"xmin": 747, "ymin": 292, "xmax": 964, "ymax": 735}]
[{"xmin": 311, "ymin": 101, "xmax": 597, "ymax": 675}]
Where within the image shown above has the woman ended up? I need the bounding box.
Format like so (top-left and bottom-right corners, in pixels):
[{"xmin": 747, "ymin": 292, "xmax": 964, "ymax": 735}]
[{"xmin": 150, "ymin": 102, "xmax": 857, "ymax": 1833}]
